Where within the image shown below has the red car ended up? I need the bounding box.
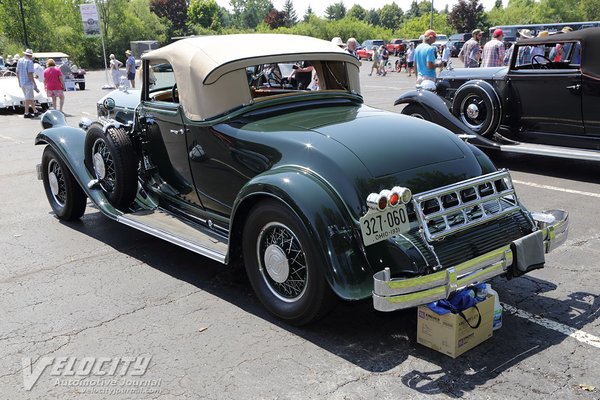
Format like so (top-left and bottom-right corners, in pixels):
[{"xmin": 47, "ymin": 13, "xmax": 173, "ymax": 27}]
[
  {"xmin": 386, "ymin": 39, "xmax": 406, "ymax": 56},
  {"xmin": 356, "ymin": 39, "xmax": 385, "ymax": 61}
]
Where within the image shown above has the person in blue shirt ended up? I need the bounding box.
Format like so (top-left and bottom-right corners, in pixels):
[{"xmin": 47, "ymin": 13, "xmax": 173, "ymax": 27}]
[{"xmin": 414, "ymin": 30, "xmax": 438, "ymax": 84}]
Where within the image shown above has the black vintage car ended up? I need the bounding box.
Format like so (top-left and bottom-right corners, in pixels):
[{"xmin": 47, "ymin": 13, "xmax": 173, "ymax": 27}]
[
  {"xmin": 35, "ymin": 34, "xmax": 568, "ymax": 326},
  {"xmin": 396, "ymin": 28, "xmax": 600, "ymax": 161}
]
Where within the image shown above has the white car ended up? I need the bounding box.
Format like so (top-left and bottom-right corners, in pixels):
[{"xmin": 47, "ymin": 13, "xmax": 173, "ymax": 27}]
[{"xmin": 0, "ymin": 70, "xmax": 51, "ymax": 111}]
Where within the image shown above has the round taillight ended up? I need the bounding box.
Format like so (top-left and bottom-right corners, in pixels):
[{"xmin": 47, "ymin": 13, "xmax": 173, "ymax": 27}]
[
  {"xmin": 378, "ymin": 190, "xmax": 391, "ymax": 210},
  {"xmin": 400, "ymin": 188, "xmax": 412, "ymax": 204},
  {"xmin": 389, "ymin": 192, "xmax": 399, "ymax": 206}
]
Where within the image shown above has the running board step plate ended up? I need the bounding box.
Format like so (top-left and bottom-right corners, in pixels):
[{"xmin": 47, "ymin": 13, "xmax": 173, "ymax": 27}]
[
  {"xmin": 118, "ymin": 210, "xmax": 228, "ymax": 263},
  {"xmin": 499, "ymin": 143, "xmax": 600, "ymax": 161}
]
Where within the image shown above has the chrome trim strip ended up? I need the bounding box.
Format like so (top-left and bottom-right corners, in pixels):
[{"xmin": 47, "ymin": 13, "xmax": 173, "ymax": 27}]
[
  {"xmin": 373, "ymin": 209, "xmax": 568, "ymax": 312},
  {"xmin": 117, "ymin": 215, "xmax": 227, "ymax": 264}
]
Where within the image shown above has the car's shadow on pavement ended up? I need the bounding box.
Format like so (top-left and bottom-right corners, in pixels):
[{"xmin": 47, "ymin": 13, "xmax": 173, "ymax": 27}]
[
  {"xmin": 485, "ymin": 150, "xmax": 600, "ymax": 184},
  {"xmin": 61, "ymin": 210, "xmax": 600, "ymax": 398}
]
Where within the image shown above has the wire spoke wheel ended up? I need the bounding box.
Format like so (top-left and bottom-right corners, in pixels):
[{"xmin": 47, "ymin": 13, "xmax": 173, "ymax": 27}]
[
  {"xmin": 41, "ymin": 146, "xmax": 87, "ymax": 221},
  {"xmin": 258, "ymin": 222, "xmax": 308, "ymax": 301},
  {"xmin": 242, "ymin": 199, "xmax": 333, "ymax": 325}
]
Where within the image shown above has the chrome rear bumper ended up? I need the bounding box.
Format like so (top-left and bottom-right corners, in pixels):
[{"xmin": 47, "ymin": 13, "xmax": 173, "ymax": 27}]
[{"xmin": 373, "ymin": 209, "xmax": 568, "ymax": 312}]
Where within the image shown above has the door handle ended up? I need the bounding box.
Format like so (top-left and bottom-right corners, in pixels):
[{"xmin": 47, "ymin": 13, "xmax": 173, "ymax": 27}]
[
  {"xmin": 169, "ymin": 129, "xmax": 185, "ymax": 135},
  {"xmin": 566, "ymin": 84, "xmax": 581, "ymax": 91}
]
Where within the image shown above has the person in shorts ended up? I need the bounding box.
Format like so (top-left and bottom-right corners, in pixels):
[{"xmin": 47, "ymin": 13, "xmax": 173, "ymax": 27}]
[
  {"xmin": 125, "ymin": 50, "xmax": 136, "ymax": 88},
  {"xmin": 43, "ymin": 58, "xmax": 65, "ymax": 112},
  {"xmin": 406, "ymin": 43, "xmax": 415, "ymax": 77},
  {"xmin": 16, "ymin": 49, "xmax": 40, "ymax": 118}
]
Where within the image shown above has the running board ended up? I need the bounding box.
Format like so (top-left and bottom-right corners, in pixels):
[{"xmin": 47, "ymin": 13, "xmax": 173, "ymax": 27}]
[
  {"xmin": 499, "ymin": 143, "xmax": 600, "ymax": 161},
  {"xmin": 118, "ymin": 209, "xmax": 228, "ymax": 263}
]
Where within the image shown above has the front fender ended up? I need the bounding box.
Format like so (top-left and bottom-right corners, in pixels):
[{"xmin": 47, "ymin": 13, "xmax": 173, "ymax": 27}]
[
  {"xmin": 231, "ymin": 166, "xmax": 373, "ymax": 300},
  {"xmin": 35, "ymin": 119, "xmax": 124, "ymax": 220},
  {"xmin": 394, "ymin": 89, "xmax": 499, "ymax": 149}
]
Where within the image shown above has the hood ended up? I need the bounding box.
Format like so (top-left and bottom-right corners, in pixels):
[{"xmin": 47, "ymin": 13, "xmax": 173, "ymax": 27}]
[{"xmin": 440, "ymin": 66, "xmax": 507, "ymax": 81}]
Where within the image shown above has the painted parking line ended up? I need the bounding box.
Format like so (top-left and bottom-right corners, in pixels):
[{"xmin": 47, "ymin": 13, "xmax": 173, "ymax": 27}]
[
  {"xmin": 0, "ymin": 134, "xmax": 24, "ymax": 144},
  {"xmin": 512, "ymin": 180, "xmax": 600, "ymax": 198},
  {"xmin": 503, "ymin": 303, "xmax": 600, "ymax": 349}
]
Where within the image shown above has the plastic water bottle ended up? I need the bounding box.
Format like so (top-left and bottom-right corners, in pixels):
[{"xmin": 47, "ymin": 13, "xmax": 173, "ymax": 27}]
[{"xmin": 486, "ymin": 284, "xmax": 503, "ymax": 330}]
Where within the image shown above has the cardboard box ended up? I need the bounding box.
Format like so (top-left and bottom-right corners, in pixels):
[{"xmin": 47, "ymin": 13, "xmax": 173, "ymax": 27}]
[{"xmin": 417, "ymin": 294, "xmax": 494, "ymax": 358}]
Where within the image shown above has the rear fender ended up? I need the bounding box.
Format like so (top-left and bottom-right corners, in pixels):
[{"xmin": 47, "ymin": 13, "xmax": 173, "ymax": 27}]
[
  {"xmin": 230, "ymin": 166, "xmax": 373, "ymax": 300},
  {"xmin": 395, "ymin": 89, "xmax": 499, "ymax": 149}
]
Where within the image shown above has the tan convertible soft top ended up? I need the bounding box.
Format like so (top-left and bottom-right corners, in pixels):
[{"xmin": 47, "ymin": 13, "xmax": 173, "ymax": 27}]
[{"xmin": 143, "ymin": 34, "xmax": 361, "ymax": 120}]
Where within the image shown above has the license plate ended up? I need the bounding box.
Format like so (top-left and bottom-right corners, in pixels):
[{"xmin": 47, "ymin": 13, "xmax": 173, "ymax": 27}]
[{"xmin": 359, "ymin": 205, "xmax": 411, "ymax": 246}]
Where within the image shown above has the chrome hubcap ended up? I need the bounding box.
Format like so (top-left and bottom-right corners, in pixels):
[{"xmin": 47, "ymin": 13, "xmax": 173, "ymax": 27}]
[
  {"xmin": 48, "ymin": 171, "xmax": 59, "ymax": 196},
  {"xmin": 93, "ymin": 152, "xmax": 106, "ymax": 179},
  {"xmin": 264, "ymin": 244, "xmax": 290, "ymax": 283},
  {"xmin": 47, "ymin": 159, "xmax": 66, "ymax": 206},
  {"xmin": 466, "ymin": 103, "xmax": 479, "ymax": 119}
]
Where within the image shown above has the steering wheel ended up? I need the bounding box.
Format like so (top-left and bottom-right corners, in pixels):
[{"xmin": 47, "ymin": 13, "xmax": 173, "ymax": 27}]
[
  {"xmin": 531, "ymin": 54, "xmax": 552, "ymax": 69},
  {"xmin": 172, "ymin": 83, "xmax": 179, "ymax": 103}
]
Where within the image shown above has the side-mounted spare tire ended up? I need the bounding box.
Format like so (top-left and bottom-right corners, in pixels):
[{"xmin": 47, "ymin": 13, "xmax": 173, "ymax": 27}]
[
  {"xmin": 84, "ymin": 124, "xmax": 138, "ymax": 210},
  {"xmin": 451, "ymin": 80, "xmax": 501, "ymax": 138}
]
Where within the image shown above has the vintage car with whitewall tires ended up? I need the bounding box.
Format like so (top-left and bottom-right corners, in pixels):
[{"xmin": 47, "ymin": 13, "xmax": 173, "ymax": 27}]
[
  {"xmin": 35, "ymin": 34, "xmax": 568, "ymax": 326},
  {"xmin": 396, "ymin": 28, "xmax": 600, "ymax": 162},
  {"xmin": 0, "ymin": 70, "xmax": 51, "ymax": 111}
]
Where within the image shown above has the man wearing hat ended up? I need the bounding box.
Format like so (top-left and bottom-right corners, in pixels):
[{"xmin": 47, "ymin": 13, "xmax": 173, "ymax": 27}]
[
  {"xmin": 125, "ymin": 50, "xmax": 136, "ymax": 88},
  {"xmin": 414, "ymin": 29, "xmax": 438, "ymax": 83},
  {"xmin": 503, "ymin": 28, "xmax": 532, "ymax": 66},
  {"xmin": 481, "ymin": 28, "xmax": 505, "ymax": 67},
  {"xmin": 459, "ymin": 28, "xmax": 483, "ymax": 67},
  {"xmin": 16, "ymin": 49, "xmax": 40, "ymax": 118}
]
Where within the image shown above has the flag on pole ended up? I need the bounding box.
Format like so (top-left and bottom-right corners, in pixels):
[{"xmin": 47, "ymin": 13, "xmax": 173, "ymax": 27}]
[{"xmin": 80, "ymin": 4, "xmax": 100, "ymax": 36}]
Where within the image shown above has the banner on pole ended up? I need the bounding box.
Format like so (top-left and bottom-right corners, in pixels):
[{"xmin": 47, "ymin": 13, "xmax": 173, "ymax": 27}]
[{"xmin": 80, "ymin": 4, "xmax": 101, "ymax": 36}]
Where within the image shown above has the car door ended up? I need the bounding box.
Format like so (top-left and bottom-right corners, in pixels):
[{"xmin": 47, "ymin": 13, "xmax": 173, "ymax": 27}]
[
  {"xmin": 582, "ymin": 75, "xmax": 600, "ymax": 139},
  {"xmin": 508, "ymin": 42, "xmax": 584, "ymax": 145},
  {"xmin": 141, "ymin": 65, "xmax": 203, "ymax": 207}
]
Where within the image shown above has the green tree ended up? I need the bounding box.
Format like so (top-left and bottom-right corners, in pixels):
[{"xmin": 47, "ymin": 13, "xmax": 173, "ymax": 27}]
[
  {"xmin": 230, "ymin": 0, "xmax": 274, "ymax": 29},
  {"xmin": 365, "ymin": 9, "xmax": 381, "ymax": 26},
  {"xmin": 189, "ymin": 0, "xmax": 222, "ymax": 30},
  {"xmin": 534, "ymin": 0, "xmax": 581, "ymax": 22},
  {"xmin": 399, "ymin": 13, "xmax": 452, "ymax": 38},
  {"xmin": 379, "ymin": 3, "xmax": 403, "ymax": 30},
  {"xmin": 486, "ymin": 0, "xmax": 539, "ymax": 26},
  {"xmin": 347, "ymin": 4, "xmax": 367, "ymax": 21},
  {"xmin": 283, "ymin": 0, "xmax": 297, "ymax": 26},
  {"xmin": 447, "ymin": 0, "xmax": 487, "ymax": 34},
  {"xmin": 418, "ymin": 0, "xmax": 435, "ymax": 16},
  {"xmin": 150, "ymin": 0, "xmax": 189, "ymax": 38},
  {"xmin": 325, "ymin": 2, "xmax": 346, "ymax": 20},
  {"xmin": 405, "ymin": 1, "xmax": 421, "ymax": 19},
  {"xmin": 303, "ymin": 5, "xmax": 314, "ymax": 22},
  {"xmin": 580, "ymin": 0, "xmax": 600, "ymax": 20}
]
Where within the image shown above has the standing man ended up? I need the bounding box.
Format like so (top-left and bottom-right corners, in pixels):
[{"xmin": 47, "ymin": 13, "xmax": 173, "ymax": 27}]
[
  {"xmin": 459, "ymin": 29, "xmax": 483, "ymax": 67},
  {"xmin": 125, "ymin": 50, "xmax": 136, "ymax": 88},
  {"xmin": 346, "ymin": 38, "xmax": 359, "ymax": 59},
  {"xmin": 481, "ymin": 29, "xmax": 505, "ymax": 67},
  {"xmin": 414, "ymin": 30, "xmax": 438, "ymax": 84},
  {"xmin": 16, "ymin": 49, "xmax": 39, "ymax": 118}
]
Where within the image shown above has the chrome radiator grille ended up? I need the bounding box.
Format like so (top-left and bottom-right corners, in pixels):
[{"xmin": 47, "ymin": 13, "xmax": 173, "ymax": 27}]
[{"xmin": 413, "ymin": 169, "xmax": 520, "ymax": 242}]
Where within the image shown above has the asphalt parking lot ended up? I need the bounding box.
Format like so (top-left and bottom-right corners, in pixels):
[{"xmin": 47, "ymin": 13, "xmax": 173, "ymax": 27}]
[{"xmin": 1, "ymin": 61, "xmax": 599, "ymax": 400}]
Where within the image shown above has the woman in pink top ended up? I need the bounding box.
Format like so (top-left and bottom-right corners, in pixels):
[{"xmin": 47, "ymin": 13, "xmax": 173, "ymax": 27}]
[{"xmin": 43, "ymin": 58, "xmax": 65, "ymax": 112}]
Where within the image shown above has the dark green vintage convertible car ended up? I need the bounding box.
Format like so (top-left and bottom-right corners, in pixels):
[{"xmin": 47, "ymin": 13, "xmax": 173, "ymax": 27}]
[{"xmin": 36, "ymin": 34, "xmax": 568, "ymax": 325}]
